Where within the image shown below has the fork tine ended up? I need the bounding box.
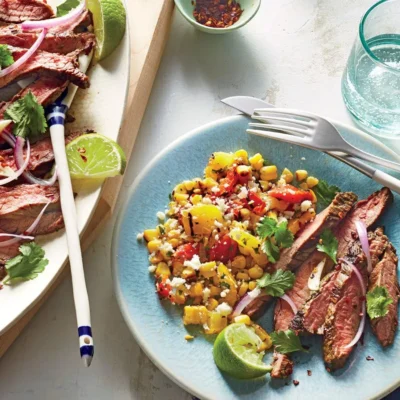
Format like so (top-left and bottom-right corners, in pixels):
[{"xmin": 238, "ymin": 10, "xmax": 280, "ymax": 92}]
[
  {"xmin": 247, "ymin": 128, "xmax": 310, "ymax": 147},
  {"xmin": 248, "ymin": 122, "xmax": 309, "ymax": 137},
  {"xmin": 254, "ymin": 108, "xmax": 319, "ymax": 123},
  {"xmin": 251, "ymin": 114, "xmax": 314, "ymax": 131}
]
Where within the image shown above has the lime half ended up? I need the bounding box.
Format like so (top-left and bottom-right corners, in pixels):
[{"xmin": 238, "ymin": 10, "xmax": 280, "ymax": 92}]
[
  {"xmin": 87, "ymin": 0, "xmax": 126, "ymax": 61},
  {"xmin": 66, "ymin": 133, "xmax": 126, "ymax": 180},
  {"xmin": 213, "ymin": 323, "xmax": 272, "ymax": 380}
]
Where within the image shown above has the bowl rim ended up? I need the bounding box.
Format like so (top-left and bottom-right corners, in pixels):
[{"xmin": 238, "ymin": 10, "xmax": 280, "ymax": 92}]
[
  {"xmin": 174, "ymin": 0, "xmax": 262, "ymax": 32},
  {"xmin": 111, "ymin": 114, "xmax": 400, "ymax": 400}
]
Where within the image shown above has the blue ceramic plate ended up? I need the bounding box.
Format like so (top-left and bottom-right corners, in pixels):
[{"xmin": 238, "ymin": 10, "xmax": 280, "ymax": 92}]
[{"xmin": 112, "ymin": 116, "xmax": 400, "ymax": 400}]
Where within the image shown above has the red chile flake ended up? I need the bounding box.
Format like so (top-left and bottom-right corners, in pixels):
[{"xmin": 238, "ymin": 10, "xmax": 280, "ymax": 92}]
[
  {"xmin": 307, "ymin": 370, "xmax": 312, "ymax": 376},
  {"xmin": 293, "ymin": 380, "xmax": 300, "ymax": 386},
  {"xmin": 366, "ymin": 355, "xmax": 374, "ymax": 361},
  {"xmin": 193, "ymin": 0, "xmax": 244, "ymax": 28}
]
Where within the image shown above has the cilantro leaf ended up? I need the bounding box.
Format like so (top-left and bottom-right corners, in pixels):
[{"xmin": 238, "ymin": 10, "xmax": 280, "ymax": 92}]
[
  {"xmin": 270, "ymin": 330, "xmax": 307, "ymax": 354},
  {"xmin": 313, "ymin": 179, "xmax": 340, "ymax": 207},
  {"xmin": 257, "ymin": 269, "xmax": 295, "ymax": 297},
  {"xmin": 275, "ymin": 221, "xmax": 294, "ymax": 248},
  {"xmin": 366, "ymin": 286, "xmax": 393, "ymax": 319},
  {"xmin": 256, "ymin": 217, "xmax": 277, "ymax": 239},
  {"xmin": 4, "ymin": 91, "xmax": 47, "ymax": 139},
  {"xmin": 3, "ymin": 242, "xmax": 48, "ymax": 284},
  {"xmin": 262, "ymin": 239, "xmax": 280, "ymax": 264},
  {"xmin": 57, "ymin": 0, "xmax": 80, "ymax": 16},
  {"xmin": 0, "ymin": 45, "xmax": 14, "ymax": 69},
  {"xmin": 316, "ymin": 229, "xmax": 338, "ymax": 263}
]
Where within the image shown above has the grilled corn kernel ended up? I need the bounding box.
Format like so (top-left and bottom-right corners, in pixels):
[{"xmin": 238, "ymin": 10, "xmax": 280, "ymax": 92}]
[
  {"xmin": 202, "ymin": 177, "xmax": 218, "ymax": 189},
  {"xmin": 205, "ymin": 312, "xmax": 228, "ymax": 334},
  {"xmin": 172, "ymin": 261, "xmax": 184, "ymax": 276},
  {"xmin": 306, "ymin": 176, "xmax": 319, "ymax": 188},
  {"xmin": 259, "ymin": 180, "xmax": 269, "ymax": 191},
  {"xmin": 155, "ymin": 262, "xmax": 170, "ymax": 277},
  {"xmin": 189, "ymin": 282, "xmax": 204, "ymax": 298},
  {"xmin": 184, "ymin": 180, "xmax": 196, "ymax": 191},
  {"xmin": 199, "ymin": 262, "xmax": 217, "ymax": 278},
  {"xmin": 174, "ymin": 289, "xmax": 186, "ymax": 305},
  {"xmin": 173, "ymin": 183, "xmax": 187, "ymax": 194},
  {"xmin": 234, "ymin": 315, "xmax": 251, "ymax": 325},
  {"xmin": 210, "ymin": 285, "xmax": 222, "ymax": 297},
  {"xmin": 236, "ymin": 271, "xmax": 250, "ymax": 281},
  {"xmin": 182, "ymin": 267, "xmax": 196, "ymax": 279},
  {"xmin": 204, "ymin": 166, "xmax": 218, "ymax": 179},
  {"xmin": 143, "ymin": 229, "xmax": 159, "ymax": 242},
  {"xmin": 299, "ymin": 182, "xmax": 309, "ymax": 190},
  {"xmin": 234, "ymin": 149, "xmax": 248, "ymax": 164},
  {"xmin": 253, "ymin": 323, "xmax": 273, "ymax": 350},
  {"xmin": 207, "ymin": 298, "xmax": 219, "ymax": 311},
  {"xmin": 267, "ymin": 210, "xmax": 278, "ymax": 221},
  {"xmin": 174, "ymin": 193, "xmax": 189, "ymax": 204},
  {"xmin": 168, "ymin": 238, "xmax": 180, "ymax": 248},
  {"xmin": 310, "ymin": 189, "xmax": 318, "ymax": 203},
  {"xmin": 260, "ymin": 165, "xmax": 278, "ymax": 181},
  {"xmin": 288, "ymin": 219, "xmax": 301, "ymax": 235},
  {"xmin": 268, "ymin": 196, "xmax": 289, "ymax": 212},
  {"xmin": 238, "ymin": 282, "xmax": 249, "ymax": 297},
  {"xmin": 149, "ymin": 253, "xmax": 163, "ymax": 264},
  {"xmin": 191, "ymin": 194, "xmax": 202, "ymax": 205},
  {"xmin": 281, "ymin": 168, "xmax": 294, "ymax": 183},
  {"xmin": 232, "ymin": 255, "xmax": 246, "ymax": 270},
  {"xmin": 248, "ymin": 281, "xmax": 258, "ymax": 291},
  {"xmin": 185, "ymin": 335, "xmax": 194, "ymax": 341},
  {"xmin": 249, "ymin": 153, "xmax": 264, "ymax": 170},
  {"xmin": 299, "ymin": 209, "xmax": 316, "ymax": 225},
  {"xmin": 147, "ymin": 239, "xmax": 162, "ymax": 253},
  {"xmin": 236, "ymin": 165, "xmax": 252, "ymax": 180},
  {"xmin": 295, "ymin": 169, "xmax": 308, "ymax": 181},
  {"xmin": 239, "ymin": 208, "xmax": 251, "ymax": 220},
  {"xmin": 193, "ymin": 296, "xmax": 203, "ymax": 305},
  {"xmin": 183, "ymin": 306, "xmax": 208, "ymax": 325},
  {"xmin": 248, "ymin": 265, "xmax": 264, "ymax": 279}
]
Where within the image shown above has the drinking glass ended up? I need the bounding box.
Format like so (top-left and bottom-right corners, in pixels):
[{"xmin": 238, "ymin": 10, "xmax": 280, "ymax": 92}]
[{"xmin": 342, "ymin": 0, "xmax": 400, "ymax": 138}]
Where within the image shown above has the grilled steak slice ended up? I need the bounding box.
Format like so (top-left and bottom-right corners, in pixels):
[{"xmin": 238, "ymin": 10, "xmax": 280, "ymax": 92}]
[
  {"xmin": 270, "ymin": 350, "xmax": 293, "ymax": 379},
  {"xmin": 0, "ymin": 131, "xmax": 81, "ymax": 176},
  {"xmin": 337, "ymin": 187, "xmax": 393, "ymax": 259},
  {"xmin": 368, "ymin": 243, "xmax": 399, "ymax": 347},
  {"xmin": 0, "ymin": 0, "xmax": 54, "ymax": 23},
  {"xmin": 0, "ymin": 184, "xmax": 63, "ymax": 239},
  {"xmin": 0, "ymin": 46, "xmax": 92, "ymax": 89},
  {"xmin": 291, "ymin": 190, "xmax": 393, "ymax": 334},
  {"xmin": 323, "ymin": 229, "xmax": 389, "ymax": 370},
  {"xmin": 0, "ymin": 25, "xmax": 96, "ymax": 54},
  {"xmin": 273, "ymin": 192, "xmax": 357, "ymax": 271}
]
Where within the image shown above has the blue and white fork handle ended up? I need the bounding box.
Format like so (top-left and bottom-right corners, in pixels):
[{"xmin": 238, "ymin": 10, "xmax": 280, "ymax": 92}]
[{"xmin": 46, "ymin": 53, "xmax": 94, "ymax": 366}]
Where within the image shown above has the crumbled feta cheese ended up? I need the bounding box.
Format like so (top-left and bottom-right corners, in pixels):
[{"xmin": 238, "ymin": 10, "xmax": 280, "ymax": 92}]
[
  {"xmin": 215, "ymin": 302, "xmax": 233, "ymax": 316},
  {"xmin": 211, "ymin": 186, "xmax": 220, "ymax": 193},
  {"xmin": 168, "ymin": 219, "xmax": 178, "ymax": 229},
  {"xmin": 238, "ymin": 186, "xmax": 248, "ymax": 199},
  {"xmin": 159, "ymin": 242, "xmax": 174, "ymax": 254},
  {"xmin": 283, "ymin": 211, "xmax": 295, "ymax": 218},
  {"xmin": 242, "ymin": 220, "xmax": 249, "ymax": 228},
  {"xmin": 185, "ymin": 284, "xmax": 191, "ymax": 290},
  {"xmin": 215, "ymin": 234, "xmax": 220, "ymax": 241},
  {"xmin": 301, "ymin": 200, "xmax": 312, "ymax": 212},
  {"xmin": 203, "ymin": 287, "xmax": 211, "ymax": 303},
  {"xmin": 301, "ymin": 157, "xmax": 306, "ymax": 161},
  {"xmin": 277, "ymin": 216, "xmax": 288, "ymax": 224},
  {"xmin": 220, "ymin": 289, "xmax": 230, "ymax": 298},
  {"xmin": 309, "ymin": 208, "xmax": 315, "ymax": 214},
  {"xmin": 157, "ymin": 211, "xmax": 165, "ymax": 220},
  {"xmin": 184, "ymin": 254, "xmax": 202, "ymax": 270},
  {"xmin": 148, "ymin": 265, "xmax": 156, "ymax": 273},
  {"xmin": 136, "ymin": 233, "xmax": 144, "ymax": 240},
  {"xmin": 203, "ymin": 323, "xmax": 209, "ymax": 331},
  {"xmin": 214, "ymin": 220, "xmax": 223, "ymax": 228},
  {"xmin": 202, "ymin": 197, "xmax": 212, "ymax": 204},
  {"xmin": 224, "ymin": 213, "xmax": 234, "ymax": 221},
  {"xmin": 170, "ymin": 277, "xmax": 186, "ymax": 288},
  {"xmin": 276, "ymin": 178, "xmax": 286, "ymax": 187},
  {"xmin": 216, "ymin": 198, "xmax": 229, "ymax": 213}
]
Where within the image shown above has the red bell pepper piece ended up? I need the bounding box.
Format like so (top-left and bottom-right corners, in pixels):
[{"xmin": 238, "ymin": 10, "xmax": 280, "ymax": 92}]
[{"xmin": 269, "ymin": 184, "xmax": 313, "ymax": 203}]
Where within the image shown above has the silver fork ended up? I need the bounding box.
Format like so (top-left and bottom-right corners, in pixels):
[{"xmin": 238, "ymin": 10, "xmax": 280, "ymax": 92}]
[{"xmin": 247, "ymin": 108, "xmax": 400, "ymax": 173}]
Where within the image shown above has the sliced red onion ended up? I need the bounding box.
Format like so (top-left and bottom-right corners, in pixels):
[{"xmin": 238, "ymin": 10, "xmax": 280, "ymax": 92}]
[
  {"xmin": 355, "ymin": 220, "xmax": 372, "ymax": 274},
  {"xmin": 280, "ymin": 293, "xmax": 298, "ymax": 315},
  {"xmin": 1, "ymin": 130, "xmax": 16, "ymax": 146},
  {"xmin": 340, "ymin": 258, "xmax": 366, "ymax": 349},
  {"xmin": 21, "ymin": 2, "xmax": 85, "ymax": 30},
  {"xmin": 232, "ymin": 287, "xmax": 261, "ymax": 318},
  {"xmin": 0, "ymin": 29, "xmax": 46, "ymax": 78},
  {"xmin": 0, "ymin": 137, "xmax": 30, "ymax": 185},
  {"xmin": 26, "ymin": 201, "xmax": 51, "ymax": 234}
]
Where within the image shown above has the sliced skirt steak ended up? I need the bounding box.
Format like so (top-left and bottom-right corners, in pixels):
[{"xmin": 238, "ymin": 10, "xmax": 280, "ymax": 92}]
[{"xmin": 0, "ymin": 0, "xmax": 54, "ymax": 23}]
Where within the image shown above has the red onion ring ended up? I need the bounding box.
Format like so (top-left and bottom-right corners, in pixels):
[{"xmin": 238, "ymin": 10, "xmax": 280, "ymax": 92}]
[
  {"xmin": 355, "ymin": 220, "xmax": 372, "ymax": 274},
  {"xmin": 21, "ymin": 2, "xmax": 85, "ymax": 31},
  {"xmin": 0, "ymin": 29, "xmax": 46, "ymax": 78},
  {"xmin": 0, "ymin": 137, "xmax": 30, "ymax": 185},
  {"xmin": 232, "ymin": 287, "xmax": 261, "ymax": 318},
  {"xmin": 26, "ymin": 201, "xmax": 51, "ymax": 234},
  {"xmin": 280, "ymin": 293, "xmax": 298, "ymax": 315},
  {"xmin": 340, "ymin": 258, "xmax": 366, "ymax": 349}
]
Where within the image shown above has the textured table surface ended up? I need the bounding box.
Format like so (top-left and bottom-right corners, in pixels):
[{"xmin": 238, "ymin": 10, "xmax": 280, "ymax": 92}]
[{"xmin": 0, "ymin": 1, "xmax": 399, "ymax": 399}]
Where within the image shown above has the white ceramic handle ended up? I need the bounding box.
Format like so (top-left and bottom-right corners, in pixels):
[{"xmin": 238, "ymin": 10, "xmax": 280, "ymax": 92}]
[{"xmin": 373, "ymin": 170, "xmax": 400, "ymax": 195}]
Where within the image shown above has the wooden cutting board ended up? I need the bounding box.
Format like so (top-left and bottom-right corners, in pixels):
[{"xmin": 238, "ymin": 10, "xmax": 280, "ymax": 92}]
[{"xmin": 0, "ymin": 0, "xmax": 175, "ymax": 357}]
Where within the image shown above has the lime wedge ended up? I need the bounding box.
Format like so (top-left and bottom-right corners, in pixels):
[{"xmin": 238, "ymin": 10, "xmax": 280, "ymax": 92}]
[
  {"xmin": 66, "ymin": 133, "xmax": 126, "ymax": 180},
  {"xmin": 213, "ymin": 323, "xmax": 272, "ymax": 379},
  {"xmin": 87, "ymin": 0, "xmax": 126, "ymax": 61}
]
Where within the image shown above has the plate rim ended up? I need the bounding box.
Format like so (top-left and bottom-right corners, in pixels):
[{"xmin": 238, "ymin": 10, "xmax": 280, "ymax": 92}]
[
  {"xmin": 0, "ymin": 4, "xmax": 131, "ymax": 335},
  {"xmin": 112, "ymin": 114, "xmax": 400, "ymax": 400}
]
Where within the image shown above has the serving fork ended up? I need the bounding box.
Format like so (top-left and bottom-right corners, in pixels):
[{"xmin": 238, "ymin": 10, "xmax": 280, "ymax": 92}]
[{"xmin": 246, "ymin": 108, "xmax": 400, "ymax": 194}]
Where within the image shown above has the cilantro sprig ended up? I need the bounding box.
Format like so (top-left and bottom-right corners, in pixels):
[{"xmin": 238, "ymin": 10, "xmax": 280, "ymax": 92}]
[
  {"xmin": 316, "ymin": 229, "xmax": 338, "ymax": 264},
  {"xmin": 257, "ymin": 270, "xmax": 295, "ymax": 297},
  {"xmin": 366, "ymin": 286, "xmax": 393, "ymax": 319},
  {"xmin": 270, "ymin": 329, "xmax": 307, "ymax": 354},
  {"xmin": 313, "ymin": 179, "xmax": 340, "ymax": 208},
  {"xmin": 0, "ymin": 45, "xmax": 14, "ymax": 69},
  {"xmin": 3, "ymin": 242, "xmax": 48, "ymax": 285},
  {"xmin": 56, "ymin": 0, "xmax": 80, "ymax": 16},
  {"xmin": 4, "ymin": 92, "xmax": 47, "ymax": 139},
  {"xmin": 256, "ymin": 217, "xmax": 294, "ymax": 263}
]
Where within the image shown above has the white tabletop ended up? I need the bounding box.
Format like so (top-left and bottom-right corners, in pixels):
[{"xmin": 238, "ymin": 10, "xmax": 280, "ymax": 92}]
[{"xmin": 0, "ymin": 1, "xmax": 399, "ymax": 399}]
